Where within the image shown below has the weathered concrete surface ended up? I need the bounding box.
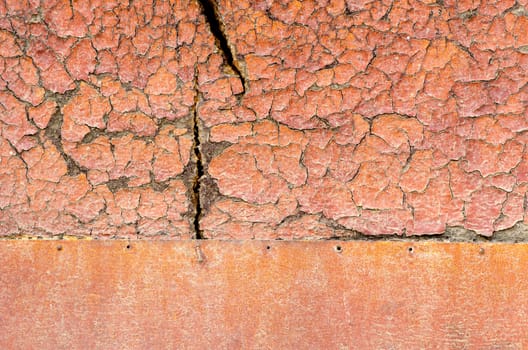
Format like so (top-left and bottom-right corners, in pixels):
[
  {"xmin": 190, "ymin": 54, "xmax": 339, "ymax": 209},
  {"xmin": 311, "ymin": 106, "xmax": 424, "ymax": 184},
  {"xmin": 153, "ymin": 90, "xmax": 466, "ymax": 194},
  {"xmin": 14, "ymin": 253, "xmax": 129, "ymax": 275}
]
[
  {"xmin": 1, "ymin": 240, "xmax": 527, "ymax": 349},
  {"xmin": 1, "ymin": 0, "xmax": 528, "ymax": 239},
  {"xmin": 0, "ymin": 0, "xmax": 215, "ymax": 238},
  {"xmin": 199, "ymin": 0, "xmax": 528, "ymax": 238}
]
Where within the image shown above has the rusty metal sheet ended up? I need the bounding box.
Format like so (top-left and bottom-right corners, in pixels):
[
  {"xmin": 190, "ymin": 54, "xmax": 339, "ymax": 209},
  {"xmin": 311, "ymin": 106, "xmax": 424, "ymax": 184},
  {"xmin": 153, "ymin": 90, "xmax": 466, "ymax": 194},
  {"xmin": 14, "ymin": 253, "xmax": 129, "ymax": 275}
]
[{"xmin": 0, "ymin": 241, "xmax": 527, "ymax": 349}]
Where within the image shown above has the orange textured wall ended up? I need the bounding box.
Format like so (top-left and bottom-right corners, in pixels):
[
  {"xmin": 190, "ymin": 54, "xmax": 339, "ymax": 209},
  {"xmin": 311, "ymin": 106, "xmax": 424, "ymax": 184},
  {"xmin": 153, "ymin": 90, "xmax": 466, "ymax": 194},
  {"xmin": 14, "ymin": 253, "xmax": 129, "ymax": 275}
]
[
  {"xmin": 1, "ymin": 0, "xmax": 528, "ymax": 239},
  {"xmin": 1, "ymin": 240, "xmax": 527, "ymax": 348}
]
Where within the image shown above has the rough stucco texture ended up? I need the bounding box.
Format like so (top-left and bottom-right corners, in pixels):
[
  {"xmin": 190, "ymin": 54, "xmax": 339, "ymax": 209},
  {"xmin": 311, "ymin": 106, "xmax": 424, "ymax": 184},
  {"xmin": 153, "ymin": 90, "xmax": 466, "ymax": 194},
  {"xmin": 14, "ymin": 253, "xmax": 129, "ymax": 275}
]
[
  {"xmin": 1, "ymin": 0, "xmax": 528, "ymax": 239},
  {"xmin": 0, "ymin": 0, "xmax": 210, "ymax": 237}
]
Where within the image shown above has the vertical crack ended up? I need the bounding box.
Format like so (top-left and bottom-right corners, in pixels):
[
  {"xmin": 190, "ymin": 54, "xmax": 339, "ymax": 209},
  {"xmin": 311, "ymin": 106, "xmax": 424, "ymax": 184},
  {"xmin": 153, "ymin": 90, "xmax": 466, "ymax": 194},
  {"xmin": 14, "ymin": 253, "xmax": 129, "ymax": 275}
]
[
  {"xmin": 192, "ymin": 90, "xmax": 204, "ymax": 239},
  {"xmin": 192, "ymin": 0, "xmax": 244, "ymax": 239},
  {"xmin": 198, "ymin": 0, "xmax": 246, "ymax": 95}
]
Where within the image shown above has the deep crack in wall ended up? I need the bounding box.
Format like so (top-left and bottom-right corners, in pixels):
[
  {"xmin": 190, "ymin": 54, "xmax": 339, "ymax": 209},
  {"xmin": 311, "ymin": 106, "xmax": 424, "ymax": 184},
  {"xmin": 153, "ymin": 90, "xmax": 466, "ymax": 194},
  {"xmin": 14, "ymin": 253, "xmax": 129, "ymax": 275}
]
[
  {"xmin": 192, "ymin": 66, "xmax": 203, "ymax": 239},
  {"xmin": 198, "ymin": 0, "xmax": 247, "ymax": 96}
]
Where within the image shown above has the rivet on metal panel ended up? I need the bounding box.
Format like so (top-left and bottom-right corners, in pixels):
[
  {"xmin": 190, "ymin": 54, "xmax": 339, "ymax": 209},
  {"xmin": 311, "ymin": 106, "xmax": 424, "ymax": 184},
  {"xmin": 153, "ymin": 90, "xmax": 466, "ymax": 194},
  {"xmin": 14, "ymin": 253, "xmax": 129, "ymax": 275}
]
[{"xmin": 479, "ymin": 247, "xmax": 485, "ymax": 255}]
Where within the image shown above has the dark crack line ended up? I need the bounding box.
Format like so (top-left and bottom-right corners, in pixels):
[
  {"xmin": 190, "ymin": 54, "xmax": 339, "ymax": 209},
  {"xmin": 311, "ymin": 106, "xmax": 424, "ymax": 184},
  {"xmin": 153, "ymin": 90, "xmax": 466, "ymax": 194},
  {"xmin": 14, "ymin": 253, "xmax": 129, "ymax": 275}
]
[
  {"xmin": 193, "ymin": 0, "xmax": 246, "ymax": 239},
  {"xmin": 192, "ymin": 95, "xmax": 204, "ymax": 239},
  {"xmin": 198, "ymin": 0, "xmax": 246, "ymax": 95}
]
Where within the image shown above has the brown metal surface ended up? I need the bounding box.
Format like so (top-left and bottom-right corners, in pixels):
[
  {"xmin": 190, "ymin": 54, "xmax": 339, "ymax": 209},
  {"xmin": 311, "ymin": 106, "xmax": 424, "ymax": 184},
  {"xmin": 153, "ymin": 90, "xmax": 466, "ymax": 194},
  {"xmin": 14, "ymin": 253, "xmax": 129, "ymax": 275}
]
[{"xmin": 0, "ymin": 240, "xmax": 527, "ymax": 349}]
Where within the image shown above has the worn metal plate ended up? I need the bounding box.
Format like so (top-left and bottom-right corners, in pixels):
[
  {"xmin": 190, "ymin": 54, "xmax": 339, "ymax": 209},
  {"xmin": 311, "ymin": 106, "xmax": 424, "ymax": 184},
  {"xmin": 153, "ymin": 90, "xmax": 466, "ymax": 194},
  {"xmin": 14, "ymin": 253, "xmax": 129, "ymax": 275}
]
[{"xmin": 0, "ymin": 241, "xmax": 527, "ymax": 349}]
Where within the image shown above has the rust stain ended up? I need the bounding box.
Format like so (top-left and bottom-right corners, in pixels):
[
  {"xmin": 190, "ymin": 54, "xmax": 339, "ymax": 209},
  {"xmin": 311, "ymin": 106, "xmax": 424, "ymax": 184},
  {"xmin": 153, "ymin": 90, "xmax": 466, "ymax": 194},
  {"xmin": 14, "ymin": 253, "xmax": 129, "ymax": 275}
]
[{"xmin": 0, "ymin": 241, "xmax": 527, "ymax": 349}]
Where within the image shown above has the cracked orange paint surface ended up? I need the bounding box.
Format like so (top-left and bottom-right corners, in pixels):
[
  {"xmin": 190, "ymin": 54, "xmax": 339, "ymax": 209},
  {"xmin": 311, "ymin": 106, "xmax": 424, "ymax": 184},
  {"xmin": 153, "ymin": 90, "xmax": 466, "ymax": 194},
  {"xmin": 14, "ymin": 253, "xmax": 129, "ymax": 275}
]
[
  {"xmin": 201, "ymin": 0, "xmax": 528, "ymax": 238},
  {"xmin": 0, "ymin": 0, "xmax": 215, "ymax": 237},
  {"xmin": 0, "ymin": 0, "xmax": 528, "ymax": 238}
]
